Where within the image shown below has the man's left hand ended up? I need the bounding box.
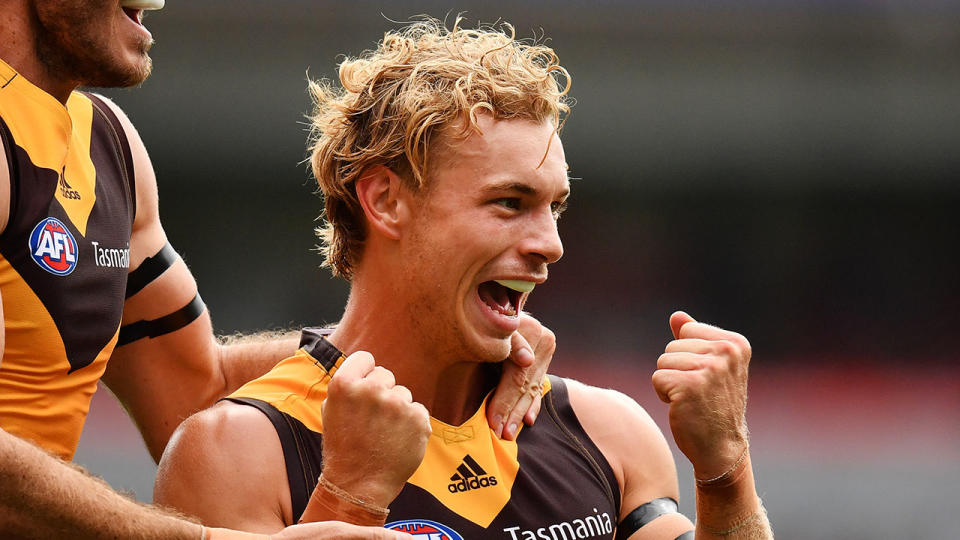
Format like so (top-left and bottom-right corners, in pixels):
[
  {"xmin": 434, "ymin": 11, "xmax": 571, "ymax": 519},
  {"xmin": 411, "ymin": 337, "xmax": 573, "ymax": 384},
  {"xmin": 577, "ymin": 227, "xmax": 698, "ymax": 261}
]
[
  {"xmin": 651, "ymin": 311, "xmax": 751, "ymax": 480},
  {"xmin": 486, "ymin": 313, "xmax": 556, "ymax": 440}
]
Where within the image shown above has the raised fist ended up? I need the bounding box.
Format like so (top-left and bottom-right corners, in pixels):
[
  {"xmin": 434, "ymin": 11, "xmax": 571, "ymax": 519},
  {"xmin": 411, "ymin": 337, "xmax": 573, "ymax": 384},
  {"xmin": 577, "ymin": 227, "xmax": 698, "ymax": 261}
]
[
  {"xmin": 651, "ymin": 311, "xmax": 751, "ymax": 480},
  {"xmin": 319, "ymin": 351, "xmax": 431, "ymax": 508}
]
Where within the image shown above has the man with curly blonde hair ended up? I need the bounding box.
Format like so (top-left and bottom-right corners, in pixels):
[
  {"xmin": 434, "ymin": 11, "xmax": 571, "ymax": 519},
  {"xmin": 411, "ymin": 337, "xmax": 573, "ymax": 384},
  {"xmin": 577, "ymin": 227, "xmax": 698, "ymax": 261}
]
[{"xmin": 156, "ymin": 18, "xmax": 772, "ymax": 540}]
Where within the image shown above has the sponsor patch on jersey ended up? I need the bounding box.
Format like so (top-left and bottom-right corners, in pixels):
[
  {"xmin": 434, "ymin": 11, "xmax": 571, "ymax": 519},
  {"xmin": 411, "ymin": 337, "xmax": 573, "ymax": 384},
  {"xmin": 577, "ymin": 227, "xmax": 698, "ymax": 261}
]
[
  {"xmin": 29, "ymin": 217, "xmax": 78, "ymax": 275},
  {"xmin": 385, "ymin": 519, "xmax": 464, "ymax": 540}
]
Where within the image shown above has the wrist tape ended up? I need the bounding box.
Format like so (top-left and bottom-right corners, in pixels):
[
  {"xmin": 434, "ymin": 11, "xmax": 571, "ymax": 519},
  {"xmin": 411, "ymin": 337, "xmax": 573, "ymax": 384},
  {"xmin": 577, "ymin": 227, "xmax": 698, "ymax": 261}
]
[{"xmin": 298, "ymin": 474, "xmax": 389, "ymax": 526}]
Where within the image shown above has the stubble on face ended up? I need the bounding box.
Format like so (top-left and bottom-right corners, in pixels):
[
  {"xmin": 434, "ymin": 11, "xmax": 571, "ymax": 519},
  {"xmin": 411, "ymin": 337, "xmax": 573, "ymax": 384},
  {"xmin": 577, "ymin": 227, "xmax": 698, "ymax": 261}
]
[{"xmin": 33, "ymin": 1, "xmax": 153, "ymax": 89}]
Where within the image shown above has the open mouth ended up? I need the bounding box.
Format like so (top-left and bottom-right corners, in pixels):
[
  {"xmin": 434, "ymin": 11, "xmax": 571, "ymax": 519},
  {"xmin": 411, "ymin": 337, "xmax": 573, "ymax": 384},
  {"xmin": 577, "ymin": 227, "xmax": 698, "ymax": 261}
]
[
  {"xmin": 121, "ymin": 7, "xmax": 143, "ymax": 25},
  {"xmin": 477, "ymin": 280, "xmax": 535, "ymax": 318}
]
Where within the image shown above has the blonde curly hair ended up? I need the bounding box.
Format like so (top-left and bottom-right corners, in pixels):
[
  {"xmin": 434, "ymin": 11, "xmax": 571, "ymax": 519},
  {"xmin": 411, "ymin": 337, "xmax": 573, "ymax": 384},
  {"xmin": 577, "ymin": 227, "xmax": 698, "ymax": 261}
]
[{"xmin": 308, "ymin": 16, "xmax": 572, "ymax": 278}]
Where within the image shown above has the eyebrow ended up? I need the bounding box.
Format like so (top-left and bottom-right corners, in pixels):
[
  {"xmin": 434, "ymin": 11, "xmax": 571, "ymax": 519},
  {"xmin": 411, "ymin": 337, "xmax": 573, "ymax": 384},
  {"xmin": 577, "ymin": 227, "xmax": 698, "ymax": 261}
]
[{"xmin": 481, "ymin": 181, "xmax": 571, "ymax": 199}]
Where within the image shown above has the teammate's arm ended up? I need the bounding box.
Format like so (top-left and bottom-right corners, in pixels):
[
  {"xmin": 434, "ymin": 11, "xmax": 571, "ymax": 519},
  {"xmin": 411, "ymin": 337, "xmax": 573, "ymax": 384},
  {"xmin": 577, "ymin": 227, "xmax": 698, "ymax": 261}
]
[{"xmin": 94, "ymin": 96, "xmax": 301, "ymax": 461}]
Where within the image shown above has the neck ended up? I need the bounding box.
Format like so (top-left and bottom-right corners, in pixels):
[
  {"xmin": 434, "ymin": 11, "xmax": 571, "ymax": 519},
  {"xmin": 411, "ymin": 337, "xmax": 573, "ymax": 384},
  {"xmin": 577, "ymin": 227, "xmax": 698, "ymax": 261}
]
[
  {"xmin": 328, "ymin": 268, "xmax": 497, "ymax": 426},
  {"xmin": 0, "ymin": 5, "xmax": 77, "ymax": 103}
]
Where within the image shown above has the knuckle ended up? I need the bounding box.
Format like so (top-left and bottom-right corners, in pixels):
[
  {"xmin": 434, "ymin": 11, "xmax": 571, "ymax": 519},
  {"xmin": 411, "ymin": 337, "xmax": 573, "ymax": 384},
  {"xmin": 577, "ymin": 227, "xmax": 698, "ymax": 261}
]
[
  {"xmin": 715, "ymin": 339, "xmax": 739, "ymax": 358},
  {"xmin": 509, "ymin": 366, "xmax": 530, "ymax": 388},
  {"xmin": 540, "ymin": 328, "xmax": 557, "ymax": 351}
]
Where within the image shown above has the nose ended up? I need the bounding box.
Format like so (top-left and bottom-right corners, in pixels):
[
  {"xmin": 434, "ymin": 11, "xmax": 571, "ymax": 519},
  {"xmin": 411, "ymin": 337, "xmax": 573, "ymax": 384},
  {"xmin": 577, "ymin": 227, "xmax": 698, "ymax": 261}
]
[{"xmin": 522, "ymin": 209, "xmax": 564, "ymax": 264}]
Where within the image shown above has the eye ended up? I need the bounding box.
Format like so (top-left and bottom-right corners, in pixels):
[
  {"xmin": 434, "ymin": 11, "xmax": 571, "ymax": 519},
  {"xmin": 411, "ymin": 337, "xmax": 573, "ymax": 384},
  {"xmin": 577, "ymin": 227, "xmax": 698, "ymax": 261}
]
[
  {"xmin": 494, "ymin": 198, "xmax": 521, "ymax": 210},
  {"xmin": 551, "ymin": 200, "xmax": 568, "ymax": 219}
]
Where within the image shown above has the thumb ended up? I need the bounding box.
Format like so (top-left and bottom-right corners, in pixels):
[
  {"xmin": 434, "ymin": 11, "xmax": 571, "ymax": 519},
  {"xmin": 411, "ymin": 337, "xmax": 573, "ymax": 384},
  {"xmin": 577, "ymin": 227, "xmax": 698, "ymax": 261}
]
[
  {"xmin": 334, "ymin": 350, "xmax": 376, "ymax": 381},
  {"xmin": 669, "ymin": 311, "xmax": 696, "ymax": 339}
]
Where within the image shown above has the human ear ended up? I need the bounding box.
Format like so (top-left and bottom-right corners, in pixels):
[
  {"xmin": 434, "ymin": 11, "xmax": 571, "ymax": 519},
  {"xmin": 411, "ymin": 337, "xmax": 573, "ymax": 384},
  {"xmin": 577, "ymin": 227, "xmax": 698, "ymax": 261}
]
[{"xmin": 355, "ymin": 166, "xmax": 408, "ymax": 240}]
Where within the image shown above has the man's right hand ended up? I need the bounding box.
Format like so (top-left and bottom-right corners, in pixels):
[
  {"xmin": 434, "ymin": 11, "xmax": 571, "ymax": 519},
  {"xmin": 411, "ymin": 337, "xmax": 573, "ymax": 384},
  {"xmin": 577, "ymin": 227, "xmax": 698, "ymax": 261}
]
[
  {"xmin": 319, "ymin": 351, "xmax": 431, "ymax": 509},
  {"xmin": 206, "ymin": 521, "xmax": 413, "ymax": 539},
  {"xmin": 273, "ymin": 520, "xmax": 413, "ymax": 539}
]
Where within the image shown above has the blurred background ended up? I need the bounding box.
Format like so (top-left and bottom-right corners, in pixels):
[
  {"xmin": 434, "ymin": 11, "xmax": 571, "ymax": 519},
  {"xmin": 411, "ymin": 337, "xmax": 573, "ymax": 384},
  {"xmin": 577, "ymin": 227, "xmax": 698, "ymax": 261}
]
[{"xmin": 77, "ymin": 1, "xmax": 959, "ymax": 539}]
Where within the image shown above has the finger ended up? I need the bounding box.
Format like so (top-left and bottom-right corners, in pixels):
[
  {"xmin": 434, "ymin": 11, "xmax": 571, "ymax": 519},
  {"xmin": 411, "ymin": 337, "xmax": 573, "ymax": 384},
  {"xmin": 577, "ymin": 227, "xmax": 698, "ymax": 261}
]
[
  {"xmin": 651, "ymin": 368, "xmax": 690, "ymax": 404},
  {"xmin": 334, "ymin": 350, "xmax": 376, "ymax": 382},
  {"xmin": 508, "ymin": 331, "xmax": 536, "ymax": 368},
  {"xmin": 651, "ymin": 370, "xmax": 673, "ymax": 403},
  {"xmin": 669, "ymin": 311, "xmax": 696, "ymax": 340},
  {"xmin": 486, "ymin": 360, "xmax": 529, "ymax": 437},
  {"xmin": 411, "ymin": 402, "xmax": 433, "ymax": 435},
  {"xmin": 348, "ymin": 523, "xmax": 416, "ymax": 540},
  {"xmin": 389, "ymin": 384, "xmax": 413, "ymax": 403},
  {"xmin": 504, "ymin": 374, "xmax": 545, "ymax": 440},
  {"xmin": 656, "ymin": 352, "xmax": 705, "ymax": 371},
  {"xmin": 664, "ymin": 338, "xmax": 716, "ymax": 355},
  {"xmin": 522, "ymin": 391, "xmax": 542, "ymax": 426},
  {"xmin": 276, "ymin": 521, "xmax": 414, "ymax": 539},
  {"xmin": 365, "ymin": 365, "xmax": 396, "ymax": 388},
  {"xmin": 516, "ymin": 311, "xmax": 544, "ymax": 350},
  {"xmin": 675, "ymin": 321, "xmax": 751, "ymax": 351},
  {"xmin": 502, "ymin": 390, "xmax": 532, "ymax": 441}
]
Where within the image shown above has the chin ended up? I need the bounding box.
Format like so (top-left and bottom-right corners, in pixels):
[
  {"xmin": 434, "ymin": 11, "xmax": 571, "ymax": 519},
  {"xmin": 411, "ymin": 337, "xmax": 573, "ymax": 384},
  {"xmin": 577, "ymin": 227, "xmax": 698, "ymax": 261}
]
[{"xmin": 470, "ymin": 335, "xmax": 513, "ymax": 364}]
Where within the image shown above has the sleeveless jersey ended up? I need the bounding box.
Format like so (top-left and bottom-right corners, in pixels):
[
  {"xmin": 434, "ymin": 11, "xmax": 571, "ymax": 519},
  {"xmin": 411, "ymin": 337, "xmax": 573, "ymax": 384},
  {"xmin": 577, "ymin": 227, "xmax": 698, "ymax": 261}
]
[
  {"xmin": 228, "ymin": 328, "xmax": 622, "ymax": 540},
  {"xmin": 0, "ymin": 59, "xmax": 136, "ymax": 459}
]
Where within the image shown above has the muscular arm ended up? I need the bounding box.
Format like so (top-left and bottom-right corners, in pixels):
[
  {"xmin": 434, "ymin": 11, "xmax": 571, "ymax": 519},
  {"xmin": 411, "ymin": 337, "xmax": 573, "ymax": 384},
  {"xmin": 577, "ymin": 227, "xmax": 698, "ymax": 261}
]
[
  {"xmin": 0, "ymin": 428, "xmax": 202, "ymax": 539},
  {"xmin": 155, "ymin": 402, "xmax": 292, "ymax": 532},
  {"xmin": 95, "ymin": 96, "xmax": 298, "ymax": 461}
]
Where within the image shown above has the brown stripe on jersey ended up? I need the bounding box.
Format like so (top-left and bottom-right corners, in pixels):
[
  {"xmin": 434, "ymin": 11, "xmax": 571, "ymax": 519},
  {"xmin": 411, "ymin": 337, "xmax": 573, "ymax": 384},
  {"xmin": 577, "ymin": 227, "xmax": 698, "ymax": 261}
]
[{"xmin": 85, "ymin": 93, "xmax": 136, "ymax": 226}]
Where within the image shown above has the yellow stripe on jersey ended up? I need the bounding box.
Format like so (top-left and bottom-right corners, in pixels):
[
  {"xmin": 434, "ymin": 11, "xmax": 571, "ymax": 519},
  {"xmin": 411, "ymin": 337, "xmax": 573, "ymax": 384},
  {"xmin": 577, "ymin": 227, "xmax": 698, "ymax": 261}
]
[
  {"xmin": 229, "ymin": 348, "xmax": 348, "ymax": 433},
  {"xmin": 405, "ymin": 376, "xmax": 552, "ymax": 528},
  {"xmin": 0, "ymin": 58, "xmax": 98, "ymax": 235}
]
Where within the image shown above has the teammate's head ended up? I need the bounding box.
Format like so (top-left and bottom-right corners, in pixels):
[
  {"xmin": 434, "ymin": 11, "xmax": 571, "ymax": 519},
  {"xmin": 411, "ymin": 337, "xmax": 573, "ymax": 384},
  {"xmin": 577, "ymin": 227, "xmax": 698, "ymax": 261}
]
[
  {"xmin": 30, "ymin": 0, "xmax": 155, "ymax": 89},
  {"xmin": 309, "ymin": 17, "xmax": 571, "ymax": 279}
]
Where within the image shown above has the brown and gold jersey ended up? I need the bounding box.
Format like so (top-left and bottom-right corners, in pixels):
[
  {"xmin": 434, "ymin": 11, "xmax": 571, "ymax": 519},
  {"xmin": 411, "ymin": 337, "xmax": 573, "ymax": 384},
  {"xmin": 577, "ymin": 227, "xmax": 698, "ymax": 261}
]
[
  {"xmin": 228, "ymin": 328, "xmax": 621, "ymax": 540},
  {"xmin": 0, "ymin": 59, "xmax": 135, "ymax": 459}
]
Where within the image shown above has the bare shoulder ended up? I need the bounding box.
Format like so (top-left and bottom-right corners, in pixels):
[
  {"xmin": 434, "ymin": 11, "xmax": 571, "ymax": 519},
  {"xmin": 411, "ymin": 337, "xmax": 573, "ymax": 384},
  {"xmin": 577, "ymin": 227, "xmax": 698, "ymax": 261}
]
[
  {"xmin": 154, "ymin": 401, "xmax": 291, "ymax": 532},
  {"xmin": 561, "ymin": 378, "xmax": 680, "ymax": 519}
]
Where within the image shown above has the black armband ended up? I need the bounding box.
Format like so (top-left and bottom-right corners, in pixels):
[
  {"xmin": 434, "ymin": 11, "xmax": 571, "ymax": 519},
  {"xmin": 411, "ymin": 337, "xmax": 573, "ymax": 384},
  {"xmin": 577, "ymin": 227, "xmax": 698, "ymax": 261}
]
[
  {"xmin": 614, "ymin": 497, "xmax": 680, "ymax": 540},
  {"xmin": 125, "ymin": 242, "xmax": 177, "ymax": 298},
  {"xmin": 118, "ymin": 293, "xmax": 205, "ymax": 346}
]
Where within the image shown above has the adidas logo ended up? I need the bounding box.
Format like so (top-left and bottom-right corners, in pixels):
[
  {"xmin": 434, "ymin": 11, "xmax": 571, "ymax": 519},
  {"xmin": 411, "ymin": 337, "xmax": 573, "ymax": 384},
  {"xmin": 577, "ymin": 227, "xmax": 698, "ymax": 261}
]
[
  {"xmin": 447, "ymin": 454, "xmax": 498, "ymax": 493},
  {"xmin": 58, "ymin": 168, "xmax": 81, "ymax": 201}
]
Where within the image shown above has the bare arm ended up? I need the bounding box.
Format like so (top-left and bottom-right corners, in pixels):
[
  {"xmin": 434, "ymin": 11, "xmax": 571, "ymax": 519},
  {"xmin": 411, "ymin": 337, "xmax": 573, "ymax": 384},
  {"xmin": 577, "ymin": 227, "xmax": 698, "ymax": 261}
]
[
  {"xmin": 0, "ymin": 428, "xmax": 202, "ymax": 539},
  {"xmin": 95, "ymin": 96, "xmax": 298, "ymax": 461},
  {"xmin": 155, "ymin": 402, "xmax": 292, "ymax": 531},
  {"xmin": 566, "ymin": 380, "xmax": 696, "ymax": 540}
]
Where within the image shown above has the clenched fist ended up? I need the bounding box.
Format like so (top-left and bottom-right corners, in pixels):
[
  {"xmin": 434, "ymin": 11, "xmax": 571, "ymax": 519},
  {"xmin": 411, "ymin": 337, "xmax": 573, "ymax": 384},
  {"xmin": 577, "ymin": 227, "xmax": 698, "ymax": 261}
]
[
  {"xmin": 651, "ymin": 311, "xmax": 751, "ymax": 480},
  {"xmin": 319, "ymin": 351, "xmax": 431, "ymax": 508}
]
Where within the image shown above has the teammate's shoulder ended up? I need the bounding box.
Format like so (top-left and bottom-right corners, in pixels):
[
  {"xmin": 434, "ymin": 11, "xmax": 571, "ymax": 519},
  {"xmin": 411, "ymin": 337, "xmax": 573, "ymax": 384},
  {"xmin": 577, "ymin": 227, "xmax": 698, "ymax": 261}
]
[
  {"xmin": 560, "ymin": 376, "xmax": 648, "ymax": 416},
  {"xmin": 168, "ymin": 400, "xmax": 276, "ymax": 452}
]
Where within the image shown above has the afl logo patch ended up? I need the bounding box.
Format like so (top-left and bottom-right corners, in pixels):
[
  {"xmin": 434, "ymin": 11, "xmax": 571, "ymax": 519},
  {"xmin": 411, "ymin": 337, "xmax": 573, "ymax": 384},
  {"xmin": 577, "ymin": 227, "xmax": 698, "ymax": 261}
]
[
  {"xmin": 385, "ymin": 519, "xmax": 464, "ymax": 540},
  {"xmin": 29, "ymin": 217, "xmax": 78, "ymax": 275}
]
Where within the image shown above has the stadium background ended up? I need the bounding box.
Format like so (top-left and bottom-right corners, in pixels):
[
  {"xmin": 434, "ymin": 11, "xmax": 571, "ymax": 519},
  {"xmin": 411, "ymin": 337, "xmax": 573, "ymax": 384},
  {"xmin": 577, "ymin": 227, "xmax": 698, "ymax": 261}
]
[{"xmin": 77, "ymin": 2, "xmax": 958, "ymax": 539}]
